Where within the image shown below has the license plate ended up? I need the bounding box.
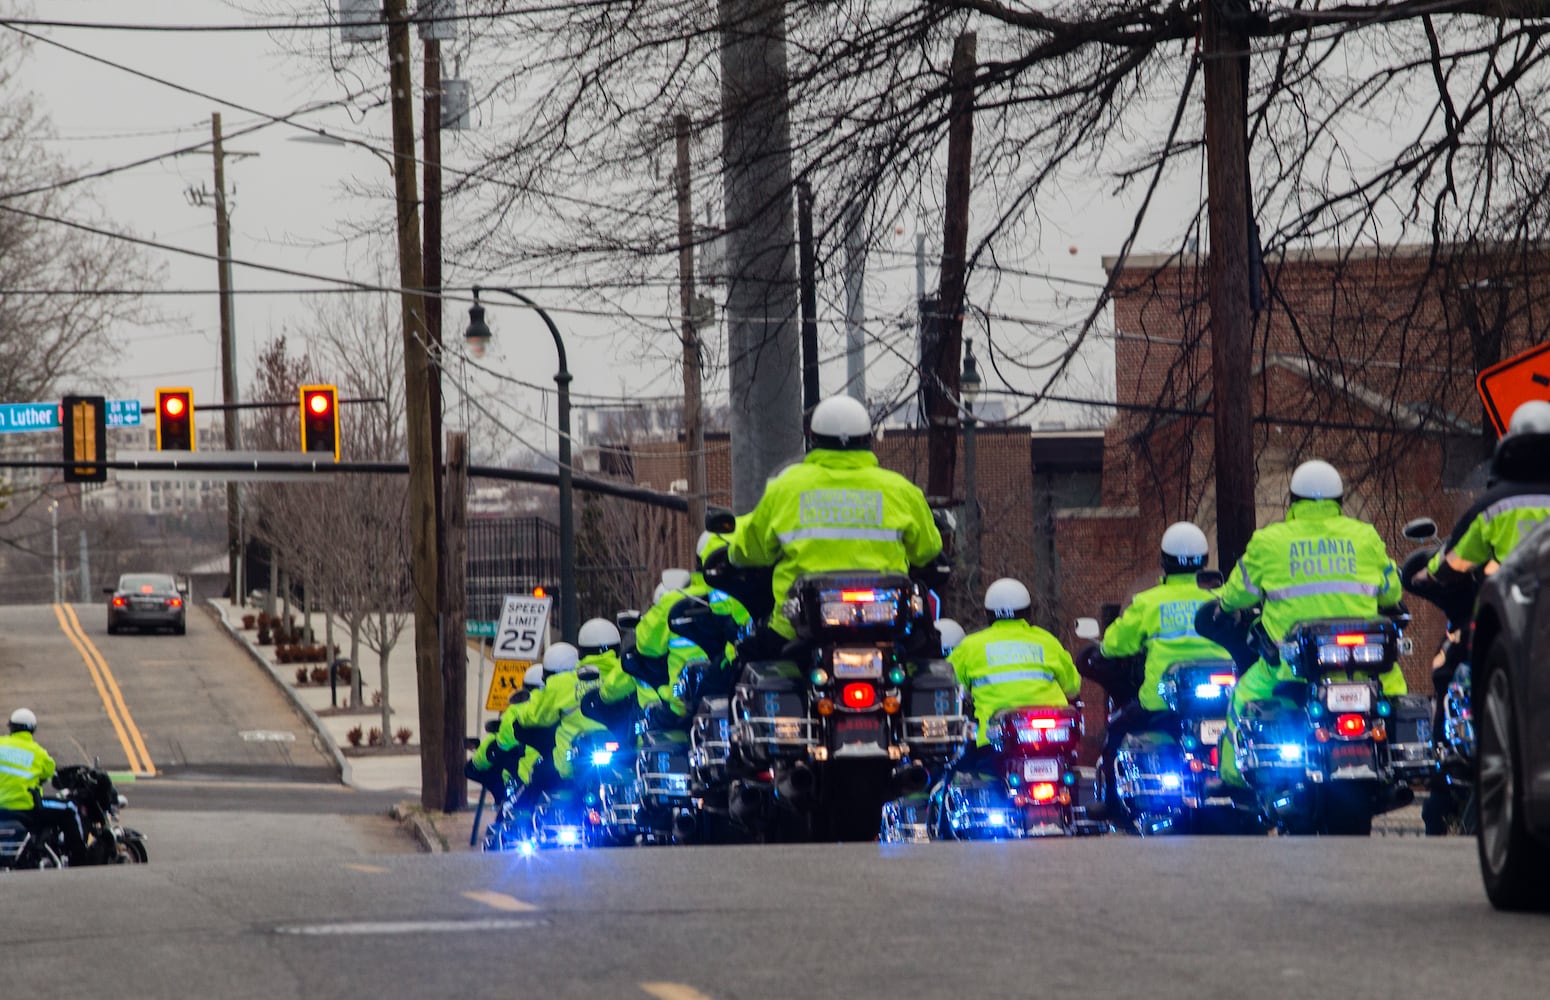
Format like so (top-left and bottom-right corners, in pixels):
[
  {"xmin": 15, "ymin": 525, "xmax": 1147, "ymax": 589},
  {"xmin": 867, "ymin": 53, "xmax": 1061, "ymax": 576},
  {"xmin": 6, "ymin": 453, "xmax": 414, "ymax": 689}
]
[
  {"xmin": 1022, "ymin": 758, "xmax": 1061, "ymax": 782},
  {"xmin": 835, "ymin": 716, "xmax": 882, "ymax": 745},
  {"xmin": 1325, "ymin": 684, "xmax": 1372, "ymax": 712},
  {"xmin": 1197, "ymin": 719, "xmax": 1227, "ymax": 746}
]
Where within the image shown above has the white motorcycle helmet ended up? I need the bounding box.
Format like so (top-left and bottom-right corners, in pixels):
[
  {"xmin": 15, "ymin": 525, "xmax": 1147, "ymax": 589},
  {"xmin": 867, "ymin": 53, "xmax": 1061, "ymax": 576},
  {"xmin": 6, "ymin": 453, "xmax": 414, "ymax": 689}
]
[
  {"xmin": 1507, "ymin": 399, "xmax": 1550, "ymax": 436},
  {"xmin": 1289, "ymin": 460, "xmax": 1343, "ymax": 502},
  {"xmin": 936, "ymin": 618, "xmax": 966, "ymax": 656},
  {"xmin": 1160, "ymin": 521, "xmax": 1210, "ymax": 575},
  {"xmin": 522, "ymin": 664, "xmax": 546, "ymax": 691},
  {"xmin": 577, "ymin": 618, "xmax": 622, "ymax": 655},
  {"xmin": 542, "ymin": 642, "xmax": 579, "ymax": 677},
  {"xmin": 808, "ymin": 395, "xmax": 873, "ymax": 450},
  {"xmin": 984, "ymin": 578, "xmax": 1032, "ymax": 621},
  {"xmin": 8, "ymin": 708, "xmax": 37, "ymax": 733},
  {"xmin": 660, "ymin": 568, "xmax": 691, "ymax": 592}
]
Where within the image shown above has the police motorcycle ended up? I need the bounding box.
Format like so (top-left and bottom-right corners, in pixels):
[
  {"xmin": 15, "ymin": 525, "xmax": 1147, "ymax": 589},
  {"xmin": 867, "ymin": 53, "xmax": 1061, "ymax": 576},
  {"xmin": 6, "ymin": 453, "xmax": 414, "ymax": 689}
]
[
  {"xmin": 715, "ymin": 569, "xmax": 968, "ymax": 842},
  {"xmin": 924, "ymin": 698, "xmax": 1099, "ymax": 840},
  {"xmin": 1230, "ymin": 611, "xmax": 1430, "ymax": 836},
  {"xmin": 1074, "ymin": 618, "xmax": 1245, "ymax": 836},
  {"xmin": 1399, "ymin": 516, "xmax": 1483, "ymax": 834},
  {"xmin": 0, "ymin": 762, "xmax": 147, "ymax": 870}
]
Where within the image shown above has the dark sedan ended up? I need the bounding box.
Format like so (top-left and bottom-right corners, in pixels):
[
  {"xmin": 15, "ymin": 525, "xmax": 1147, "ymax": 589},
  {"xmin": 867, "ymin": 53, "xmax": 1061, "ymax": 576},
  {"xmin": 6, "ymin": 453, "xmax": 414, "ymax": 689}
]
[
  {"xmin": 1471, "ymin": 518, "xmax": 1550, "ymax": 911},
  {"xmin": 105, "ymin": 573, "xmax": 188, "ymax": 635}
]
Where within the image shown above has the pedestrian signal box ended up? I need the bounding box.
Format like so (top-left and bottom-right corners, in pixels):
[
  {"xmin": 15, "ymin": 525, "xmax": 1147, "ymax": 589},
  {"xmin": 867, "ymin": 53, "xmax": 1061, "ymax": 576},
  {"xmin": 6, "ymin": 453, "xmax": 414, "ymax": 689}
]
[
  {"xmin": 155, "ymin": 388, "xmax": 194, "ymax": 451},
  {"xmin": 61, "ymin": 394, "xmax": 107, "ymax": 483},
  {"xmin": 299, "ymin": 384, "xmax": 340, "ymax": 460}
]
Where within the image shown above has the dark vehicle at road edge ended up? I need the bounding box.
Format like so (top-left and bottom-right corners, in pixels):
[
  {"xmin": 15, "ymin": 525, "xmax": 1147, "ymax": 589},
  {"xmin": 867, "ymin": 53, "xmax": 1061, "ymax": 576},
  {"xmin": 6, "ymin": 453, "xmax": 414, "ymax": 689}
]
[{"xmin": 104, "ymin": 573, "xmax": 188, "ymax": 635}]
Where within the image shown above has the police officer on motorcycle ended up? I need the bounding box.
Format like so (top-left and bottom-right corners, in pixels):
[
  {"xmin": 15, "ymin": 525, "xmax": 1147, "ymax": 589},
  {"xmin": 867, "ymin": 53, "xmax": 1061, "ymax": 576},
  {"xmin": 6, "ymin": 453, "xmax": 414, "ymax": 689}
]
[
  {"xmin": 1407, "ymin": 399, "xmax": 1550, "ymax": 832},
  {"xmin": 1091, "ymin": 522, "xmax": 1233, "ymax": 813},
  {"xmin": 1198, "ymin": 460, "xmax": 1405, "ymax": 790},
  {"xmin": 728, "ymin": 394, "xmax": 943, "ymax": 657},
  {"xmin": 950, "ymin": 579, "xmax": 1081, "ymax": 755},
  {"xmin": 0, "ymin": 709, "xmax": 87, "ymax": 864}
]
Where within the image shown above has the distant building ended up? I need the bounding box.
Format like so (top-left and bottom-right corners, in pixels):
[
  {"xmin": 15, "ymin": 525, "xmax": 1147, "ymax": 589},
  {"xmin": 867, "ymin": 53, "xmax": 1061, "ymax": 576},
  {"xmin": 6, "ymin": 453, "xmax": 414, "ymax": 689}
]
[{"xmin": 80, "ymin": 425, "xmax": 228, "ymax": 515}]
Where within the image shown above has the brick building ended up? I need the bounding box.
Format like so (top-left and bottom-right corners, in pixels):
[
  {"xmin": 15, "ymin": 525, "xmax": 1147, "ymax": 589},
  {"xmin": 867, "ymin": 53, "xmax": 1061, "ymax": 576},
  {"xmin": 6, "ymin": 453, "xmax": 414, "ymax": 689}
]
[{"xmin": 1060, "ymin": 243, "xmax": 1550, "ymax": 696}]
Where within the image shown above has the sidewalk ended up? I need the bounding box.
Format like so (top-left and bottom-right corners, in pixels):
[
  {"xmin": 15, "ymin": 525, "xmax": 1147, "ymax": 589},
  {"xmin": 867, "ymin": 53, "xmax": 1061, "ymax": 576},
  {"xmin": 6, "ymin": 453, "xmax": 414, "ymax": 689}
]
[{"xmin": 208, "ymin": 599, "xmax": 495, "ymax": 798}]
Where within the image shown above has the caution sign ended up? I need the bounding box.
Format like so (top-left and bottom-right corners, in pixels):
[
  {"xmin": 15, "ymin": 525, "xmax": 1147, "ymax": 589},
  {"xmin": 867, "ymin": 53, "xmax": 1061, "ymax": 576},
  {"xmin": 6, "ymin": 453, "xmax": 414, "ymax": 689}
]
[
  {"xmin": 1477, "ymin": 341, "xmax": 1550, "ymax": 435},
  {"xmin": 485, "ymin": 659, "xmax": 534, "ymax": 711},
  {"xmin": 485, "ymin": 594, "xmax": 553, "ymax": 711}
]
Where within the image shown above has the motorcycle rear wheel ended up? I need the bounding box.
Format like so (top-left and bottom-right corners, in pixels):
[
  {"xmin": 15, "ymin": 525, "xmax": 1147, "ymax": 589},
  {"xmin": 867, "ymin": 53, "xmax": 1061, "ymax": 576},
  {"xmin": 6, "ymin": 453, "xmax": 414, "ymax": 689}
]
[{"xmin": 1319, "ymin": 783, "xmax": 1375, "ymax": 836}]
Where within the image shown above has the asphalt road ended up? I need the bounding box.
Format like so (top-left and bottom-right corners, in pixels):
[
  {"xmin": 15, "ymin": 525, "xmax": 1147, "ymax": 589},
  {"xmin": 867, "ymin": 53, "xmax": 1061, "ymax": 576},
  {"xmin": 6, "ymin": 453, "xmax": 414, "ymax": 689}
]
[
  {"xmin": 0, "ymin": 835, "xmax": 1543, "ymax": 999},
  {"xmin": 0, "ymin": 601, "xmax": 413, "ymax": 861}
]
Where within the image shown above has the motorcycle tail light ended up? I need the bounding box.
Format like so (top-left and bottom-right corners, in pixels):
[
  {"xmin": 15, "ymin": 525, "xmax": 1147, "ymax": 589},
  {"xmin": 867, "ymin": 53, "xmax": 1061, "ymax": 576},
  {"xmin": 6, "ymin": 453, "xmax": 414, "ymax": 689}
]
[
  {"xmin": 1030, "ymin": 782, "xmax": 1057, "ymax": 803},
  {"xmin": 1209, "ymin": 747, "xmax": 1219, "ymax": 768},
  {"xmin": 1335, "ymin": 633, "xmax": 1366, "ymax": 646},
  {"xmin": 1336, "ymin": 714, "xmax": 1366, "ymax": 738},
  {"xmin": 841, "ymin": 683, "xmax": 876, "ymax": 710}
]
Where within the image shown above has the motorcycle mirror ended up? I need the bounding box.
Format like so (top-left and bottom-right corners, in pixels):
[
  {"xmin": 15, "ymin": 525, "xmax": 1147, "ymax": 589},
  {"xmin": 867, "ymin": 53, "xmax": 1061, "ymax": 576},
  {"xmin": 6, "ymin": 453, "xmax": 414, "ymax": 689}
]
[
  {"xmin": 706, "ymin": 507, "xmax": 737, "ymax": 533},
  {"xmin": 1196, "ymin": 569, "xmax": 1225, "ymax": 590},
  {"xmin": 1075, "ymin": 617, "xmax": 1101, "ymax": 641},
  {"xmin": 1402, "ymin": 517, "xmax": 1438, "ymax": 541},
  {"xmin": 465, "ymin": 737, "xmax": 481, "ymax": 751},
  {"xmin": 616, "ymin": 610, "xmax": 642, "ymax": 632},
  {"xmin": 484, "ymin": 719, "xmax": 500, "ymax": 734}
]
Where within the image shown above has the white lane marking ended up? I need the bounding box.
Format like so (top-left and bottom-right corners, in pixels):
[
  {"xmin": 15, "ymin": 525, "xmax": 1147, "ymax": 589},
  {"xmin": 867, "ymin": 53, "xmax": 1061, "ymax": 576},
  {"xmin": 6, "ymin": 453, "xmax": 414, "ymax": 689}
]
[
  {"xmin": 462, "ymin": 890, "xmax": 538, "ymax": 912},
  {"xmin": 342, "ymin": 863, "xmax": 387, "ymax": 873},
  {"xmin": 640, "ymin": 984, "xmax": 718, "ymax": 1000},
  {"xmin": 276, "ymin": 918, "xmax": 543, "ymax": 936},
  {"xmin": 239, "ymin": 730, "xmax": 297, "ymax": 742}
]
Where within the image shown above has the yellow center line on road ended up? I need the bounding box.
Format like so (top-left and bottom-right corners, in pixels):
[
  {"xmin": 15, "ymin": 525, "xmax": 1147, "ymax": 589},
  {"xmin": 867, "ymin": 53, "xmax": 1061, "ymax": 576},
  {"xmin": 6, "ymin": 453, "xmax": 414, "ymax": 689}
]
[
  {"xmin": 461, "ymin": 890, "xmax": 538, "ymax": 912},
  {"xmin": 53, "ymin": 604, "xmax": 155, "ymax": 775},
  {"xmin": 640, "ymin": 983, "xmax": 718, "ymax": 1000}
]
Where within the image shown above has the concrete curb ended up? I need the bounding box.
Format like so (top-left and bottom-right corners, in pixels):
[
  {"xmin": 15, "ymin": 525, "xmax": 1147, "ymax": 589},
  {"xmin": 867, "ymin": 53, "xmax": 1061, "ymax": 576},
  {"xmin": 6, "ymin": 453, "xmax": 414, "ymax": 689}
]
[
  {"xmin": 392, "ymin": 802, "xmax": 450, "ymax": 853},
  {"xmin": 204, "ymin": 599, "xmax": 354, "ymax": 788}
]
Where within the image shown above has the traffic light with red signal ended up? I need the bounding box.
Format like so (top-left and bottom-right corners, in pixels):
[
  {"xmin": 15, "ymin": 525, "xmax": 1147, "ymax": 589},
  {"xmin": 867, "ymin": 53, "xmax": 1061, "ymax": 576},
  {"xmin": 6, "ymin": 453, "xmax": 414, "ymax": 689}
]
[
  {"xmin": 155, "ymin": 388, "xmax": 194, "ymax": 451},
  {"xmin": 299, "ymin": 384, "xmax": 340, "ymax": 460}
]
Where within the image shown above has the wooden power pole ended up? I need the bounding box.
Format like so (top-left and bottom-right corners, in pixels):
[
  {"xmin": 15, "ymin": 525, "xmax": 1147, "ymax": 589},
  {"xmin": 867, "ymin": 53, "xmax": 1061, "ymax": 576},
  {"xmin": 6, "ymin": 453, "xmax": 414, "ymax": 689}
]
[
  {"xmin": 797, "ymin": 180, "xmax": 820, "ymax": 413},
  {"xmin": 925, "ymin": 32, "xmax": 976, "ymax": 502},
  {"xmin": 210, "ymin": 113, "xmax": 242, "ymax": 604},
  {"xmin": 674, "ymin": 114, "xmax": 708, "ymax": 534},
  {"xmin": 383, "ymin": 0, "xmax": 444, "ymax": 812},
  {"xmin": 1202, "ymin": 0, "xmax": 1256, "ymax": 569},
  {"xmin": 440, "ymin": 432, "xmax": 469, "ymax": 811}
]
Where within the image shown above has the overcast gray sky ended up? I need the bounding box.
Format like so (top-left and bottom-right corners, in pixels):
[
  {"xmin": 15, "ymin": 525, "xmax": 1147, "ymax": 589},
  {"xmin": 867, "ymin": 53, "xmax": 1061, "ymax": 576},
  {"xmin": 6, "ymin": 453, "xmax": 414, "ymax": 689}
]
[{"xmin": 13, "ymin": 1, "xmax": 1155, "ymax": 459}]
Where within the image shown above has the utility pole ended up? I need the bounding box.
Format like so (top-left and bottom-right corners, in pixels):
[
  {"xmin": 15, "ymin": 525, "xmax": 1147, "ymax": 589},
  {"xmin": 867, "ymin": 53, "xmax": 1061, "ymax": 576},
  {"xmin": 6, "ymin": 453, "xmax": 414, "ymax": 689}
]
[
  {"xmin": 211, "ymin": 113, "xmax": 242, "ymax": 604},
  {"xmin": 1202, "ymin": 0, "xmax": 1256, "ymax": 569},
  {"xmin": 797, "ymin": 180, "xmax": 820, "ymax": 413},
  {"xmin": 719, "ymin": 0, "xmax": 804, "ymax": 511},
  {"xmin": 842, "ymin": 203, "xmax": 867, "ymax": 404},
  {"xmin": 925, "ymin": 32, "xmax": 976, "ymax": 502},
  {"xmin": 384, "ymin": 0, "xmax": 444, "ymax": 813},
  {"xmin": 440, "ymin": 432, "xmax": 469, "ymax": 811},
  {"xmin": 674, "ymin": 113, "xmax": 708, "ymax": 533}
]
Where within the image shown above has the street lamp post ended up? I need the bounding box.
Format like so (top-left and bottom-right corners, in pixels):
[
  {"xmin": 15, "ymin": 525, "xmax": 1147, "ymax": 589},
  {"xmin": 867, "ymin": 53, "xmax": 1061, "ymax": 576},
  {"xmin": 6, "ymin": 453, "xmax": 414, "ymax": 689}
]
[
  {"xmin": 49, "ymin": 500, "xmax": 60, "ymax": 605},
  {"xmin": 960, "ymin": 339, "xmax": 982, "ymax": 593},
  {"xmin": 465, "ymin": 287, "xmax": 578, "ymax": 642}
]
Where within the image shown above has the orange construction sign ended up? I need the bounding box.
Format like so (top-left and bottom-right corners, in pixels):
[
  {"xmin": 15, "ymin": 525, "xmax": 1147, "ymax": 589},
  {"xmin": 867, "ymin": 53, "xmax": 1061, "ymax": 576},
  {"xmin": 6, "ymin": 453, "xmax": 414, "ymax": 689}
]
[{"xmin": 1477, "ymin": 341, "xmax": 1550, "ymax": 436}]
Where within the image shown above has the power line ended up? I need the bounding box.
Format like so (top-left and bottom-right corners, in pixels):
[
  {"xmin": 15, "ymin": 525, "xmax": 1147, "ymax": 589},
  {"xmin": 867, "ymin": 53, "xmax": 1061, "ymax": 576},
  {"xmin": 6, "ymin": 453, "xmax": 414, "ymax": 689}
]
[{"xmin": 0, "ymin": 3, "xmax": 630, "ymax": 34}]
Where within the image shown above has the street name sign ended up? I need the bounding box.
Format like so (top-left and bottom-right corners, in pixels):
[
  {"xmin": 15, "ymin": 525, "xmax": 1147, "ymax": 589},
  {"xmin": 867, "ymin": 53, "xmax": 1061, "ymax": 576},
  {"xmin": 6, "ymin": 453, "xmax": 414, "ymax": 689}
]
[{"xmin": 0, "ymin": 400, "xmax": 141, "ymax": 434}]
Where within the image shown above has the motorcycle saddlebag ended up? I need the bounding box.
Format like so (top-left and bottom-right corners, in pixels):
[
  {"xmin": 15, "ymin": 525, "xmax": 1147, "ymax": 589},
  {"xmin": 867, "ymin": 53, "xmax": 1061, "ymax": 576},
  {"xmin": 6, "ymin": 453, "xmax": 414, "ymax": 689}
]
[
  {"xmin": 903, "ymin": 660, "xmax": 969, "ymax": 756},
  {"xmin": 1387, "ymin": 693, "xmax": 1433, "ymax": 778},
  {"xmin": 733, "ymin": 660, "xmax": 814, "ymax": 763}
]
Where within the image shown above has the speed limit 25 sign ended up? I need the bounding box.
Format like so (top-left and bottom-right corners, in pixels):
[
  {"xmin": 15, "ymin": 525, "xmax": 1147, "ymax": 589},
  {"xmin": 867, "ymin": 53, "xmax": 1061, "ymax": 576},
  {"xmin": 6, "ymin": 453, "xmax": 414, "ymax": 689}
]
[{"xmin": 493, "ymin": 594, "xmax": 553, "ymax": 661}]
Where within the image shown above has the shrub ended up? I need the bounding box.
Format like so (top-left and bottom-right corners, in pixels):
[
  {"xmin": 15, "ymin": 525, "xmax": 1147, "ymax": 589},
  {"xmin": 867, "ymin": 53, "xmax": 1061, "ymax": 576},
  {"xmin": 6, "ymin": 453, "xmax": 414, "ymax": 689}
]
[
  {"xmin": 294, "ymin": 667, "xmax": 308, "ymax": 685},
  {"xmin": 346, "ymin": 725, "xmax": 364, "ymax": 748},
  {"xmin": 241, "ymin": 614, "xmax": 256, "ymax": 630},
  {"xmin": 395, "ymin": 727, "xmax": 412, "ymax": 746},
  {"xmin": 309, "ymin": 666, "xmax": 328, "ymax": 685},
  {"xmin": 368, "ymin": 727, "xmax": 383, "ymax": 747},
  {"xmin": 256, "ymin": 626, "xmax": 272, "ymax": 646},
  {"xmin": 335, "ymin": 662, "xmax": 353, "ymax": 683},
  {"xmin": 371, "ymin": 690, "xmax": 382, "ymax": 707}
]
